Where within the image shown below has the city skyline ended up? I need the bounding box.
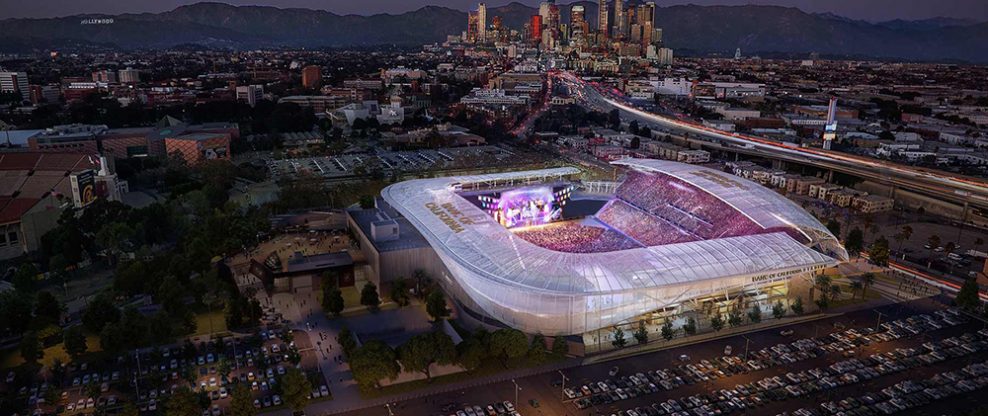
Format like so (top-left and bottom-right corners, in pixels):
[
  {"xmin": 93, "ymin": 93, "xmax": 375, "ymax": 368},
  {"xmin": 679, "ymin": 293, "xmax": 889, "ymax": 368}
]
[{"xmin": 5, "ymin": 0, "xmax": 988, "ymax": 22}]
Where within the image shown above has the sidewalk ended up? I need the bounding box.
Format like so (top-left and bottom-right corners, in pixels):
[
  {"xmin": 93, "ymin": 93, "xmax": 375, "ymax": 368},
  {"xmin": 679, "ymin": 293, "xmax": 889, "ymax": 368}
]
[{"xmin": 583, "ymin": 313, "xmax": 837, "ymax": 365}]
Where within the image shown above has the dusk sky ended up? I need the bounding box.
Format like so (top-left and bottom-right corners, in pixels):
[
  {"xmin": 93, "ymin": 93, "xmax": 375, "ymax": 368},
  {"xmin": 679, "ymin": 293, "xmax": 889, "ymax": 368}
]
[{"xmin": 4, "ymin": 0, "xmax": 987, "ymax": 22}]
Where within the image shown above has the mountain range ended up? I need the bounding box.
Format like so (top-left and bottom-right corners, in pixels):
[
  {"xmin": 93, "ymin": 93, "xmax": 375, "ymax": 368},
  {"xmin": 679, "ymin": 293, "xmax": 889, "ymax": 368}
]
[{"xmin": 1, "ymin": 1, "xmax": 987, "ymax": 63}]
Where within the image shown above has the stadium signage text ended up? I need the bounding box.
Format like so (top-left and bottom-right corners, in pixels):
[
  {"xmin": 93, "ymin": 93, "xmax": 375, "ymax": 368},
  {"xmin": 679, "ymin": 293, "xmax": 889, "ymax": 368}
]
[{"xmin": 426, "ymin": 202, "xmax": 476, "ymax": 233}]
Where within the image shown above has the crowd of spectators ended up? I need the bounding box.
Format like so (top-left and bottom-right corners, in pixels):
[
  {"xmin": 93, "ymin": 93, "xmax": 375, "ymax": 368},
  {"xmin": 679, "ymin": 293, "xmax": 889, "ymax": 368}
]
[
  {"xmin": 596, "ymin": 200, "xmax": 697, "ymax": 246},
  {"xmin": 513, "ymin": 222, "xmax": 641, "ymax": 253}
]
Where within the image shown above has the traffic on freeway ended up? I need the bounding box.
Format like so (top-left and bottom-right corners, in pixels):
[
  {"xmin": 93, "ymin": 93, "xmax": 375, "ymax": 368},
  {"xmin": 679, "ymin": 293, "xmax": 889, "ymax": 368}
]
[{"xmin": 554, "ymin": 71, "xmax": 988, "ymax": 207}]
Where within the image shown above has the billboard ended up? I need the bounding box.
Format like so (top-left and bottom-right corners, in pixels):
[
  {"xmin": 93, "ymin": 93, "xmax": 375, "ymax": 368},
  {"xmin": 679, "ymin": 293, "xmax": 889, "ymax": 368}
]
[{"xmin": 69, "ymin": 169, "xmax": 97, "ymax": 208}]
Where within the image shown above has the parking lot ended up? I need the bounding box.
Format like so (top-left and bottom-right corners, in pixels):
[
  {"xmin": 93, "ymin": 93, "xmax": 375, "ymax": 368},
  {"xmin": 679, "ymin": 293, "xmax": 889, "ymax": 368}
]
[
  {"xmin": 15, "ymin": 323, "xmax": 329, "ymax": 415},
  {"xmin": 338, "ymin": 297, "xmax": 988, "ymax": 416},
  {"xmin": 266, "ymin": 145, "xmax": 535, "ymax": 179}
]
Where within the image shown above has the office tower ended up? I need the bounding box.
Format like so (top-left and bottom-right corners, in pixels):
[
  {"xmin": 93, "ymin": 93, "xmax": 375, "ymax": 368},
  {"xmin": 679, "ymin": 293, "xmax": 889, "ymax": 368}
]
[
  {"xmin": 613, "ymin": 0, "xmax": 624, "ymax": 38},
  {"xmin": 236, "ymin": 85, "xmax": 264, "ymax": 107},
  {"xmin": 467, "ymin": 11, "xmax": 479, "ymax": 43},
  {"xmin": 823, "ymin": 97, "xmax": 838, "ymax": 150},
  {"xmin": 630, "ymin": 23, "xmax": 642, "ymax": 43},
  {"xmin": 598, "ymin": 0, "xmax": 609, "ymax": 38},
  {"xmin": 118, "ymin": 67, "xmax": 140, "ymax": 84},
  {"xmin": 302, "ymin": 65, "xmax": 321, "ymax": 89},
  {"xmin": 539, "ymin": 1, "xmax": 552, "ymax": 22},
  {"xmin": 477, "ymin": 3, "xmax": 487, "ymax": 42},
  {"xmin": 548, "ymin": 4, "xmax": 561, "ymax": 41},
  {"xmin": 531, "ymin": 15, "xmax": 543, "ymax": 43},
  {"xmin": 91, "ymin": 70, "xmax": 118, "ymax": 83},
  {"xmin": 637, "ymin": 2, "xmax": 655, "ymax": 25},
  {"xmin": 0, "ymin": 71, "xmax": 30, "ymax": 101},
  {"xmin": 571, "ymin": 5, "xmax": 588, "ymax": 37}
]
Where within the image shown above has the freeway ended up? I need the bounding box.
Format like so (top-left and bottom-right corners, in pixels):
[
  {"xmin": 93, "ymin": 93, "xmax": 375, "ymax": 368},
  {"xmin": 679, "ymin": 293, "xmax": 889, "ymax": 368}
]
[{"xmin": 555, "ymin": 71, "xmax": 988, "ymax": 211}]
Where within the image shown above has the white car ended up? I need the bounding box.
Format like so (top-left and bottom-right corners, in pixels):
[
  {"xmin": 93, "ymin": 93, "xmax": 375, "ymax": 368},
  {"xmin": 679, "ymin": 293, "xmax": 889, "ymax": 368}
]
[
  {"xmin": 724, "ymin": 345, "xmax": 733, "ymax": 355},
  {"xmin": 272, "ymin": 395, "xmax": 282, "ymax": 406},
  {"xmin": 609, "ymin": 366, "xmax": 619, "ymax": 376}
]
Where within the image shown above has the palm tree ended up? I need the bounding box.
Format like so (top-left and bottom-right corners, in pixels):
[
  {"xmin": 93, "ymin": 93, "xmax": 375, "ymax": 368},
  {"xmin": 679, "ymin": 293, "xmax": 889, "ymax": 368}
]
[
  {"xmin": 813, "ymin": 275, "xmax": 833, "ymax": 303},
  {"xmin": 850, "ymin": 281, "xmax": 863, "ymax": 300},
  {"xmin": 860, "ymin": 273, "xmax": 876, "ymax": 298},
  {"xmin": 830, "ymin": 285, "xmax": 843, "ymax": 303}
]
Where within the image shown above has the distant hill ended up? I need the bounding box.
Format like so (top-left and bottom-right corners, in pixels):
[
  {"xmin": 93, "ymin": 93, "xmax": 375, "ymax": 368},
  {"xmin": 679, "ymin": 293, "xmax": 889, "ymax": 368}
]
[{"xmin": 2, "ymin": 1, "xmax": 987, "ymax": 62}]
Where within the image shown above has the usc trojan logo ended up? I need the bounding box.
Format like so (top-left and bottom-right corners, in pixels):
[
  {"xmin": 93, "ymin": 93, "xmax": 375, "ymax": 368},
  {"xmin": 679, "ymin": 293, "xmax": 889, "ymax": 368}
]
[{"xmin": 80, "ymin": 183, "xmax": 96, "ymax": 204}]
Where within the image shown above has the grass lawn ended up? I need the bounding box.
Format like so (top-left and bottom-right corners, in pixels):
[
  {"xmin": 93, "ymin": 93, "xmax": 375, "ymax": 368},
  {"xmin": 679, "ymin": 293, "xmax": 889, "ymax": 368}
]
[
  {"xmin": 358, "ymin": 357, "xmax": 561, "ymax": 400},
  {"xmin": 193, "ymin": 310, "xmax": 228, "ymax": 337},
  {"xmin": 1, "ymin": 334, "xmax": 102, "ymax": 369}
]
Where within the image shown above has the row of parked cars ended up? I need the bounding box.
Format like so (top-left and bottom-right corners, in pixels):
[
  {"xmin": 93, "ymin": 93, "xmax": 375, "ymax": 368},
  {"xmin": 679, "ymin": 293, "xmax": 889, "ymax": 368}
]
[
  {"xmin": 566, "ymin": 309, "xmax": 968, "ymax": 413},
  {"xmin": 446, "ymin": 400, "xmax": 519, "ymax": 416},
  {"xmin": 581, "ymin": 312, "xmax": 981, "ymax": 416},
  {"xmin": 785, "ymin": 359, "xmax": 988, "ymax": 416}
]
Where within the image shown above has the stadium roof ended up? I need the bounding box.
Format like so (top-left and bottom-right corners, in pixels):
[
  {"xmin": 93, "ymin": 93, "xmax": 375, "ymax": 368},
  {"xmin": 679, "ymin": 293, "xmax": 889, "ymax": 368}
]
[{"xmin": 381, "ymin": 160, "xmax": 846, "ymax": 334}]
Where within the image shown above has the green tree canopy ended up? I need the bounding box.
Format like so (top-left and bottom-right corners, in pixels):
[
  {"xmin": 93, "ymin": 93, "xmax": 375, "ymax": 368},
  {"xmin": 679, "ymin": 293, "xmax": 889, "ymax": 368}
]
[
  {"xmin": 280, "ymin": 367, "xmax": 312, "ymax": 411},
  {"xmin": 350, "ymin": 340, "xmax": 399, "ymax": 389}
]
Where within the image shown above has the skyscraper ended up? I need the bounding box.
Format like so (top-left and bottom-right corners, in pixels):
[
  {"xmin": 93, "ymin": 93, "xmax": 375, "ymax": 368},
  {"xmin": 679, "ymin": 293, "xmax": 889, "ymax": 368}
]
[
  {"xmin": 530, "ymin": 15, "xmax": 543, "ymax": 43},
  {"xmin": 0, "ymin": 71, "xmax": 29, "ymax": 102},
  {"xmin": 477, "ymin": 3, "xmax": 487, "ymax": 42},
  {"xmin": 466, "ymin": 11, "xmax": 479, "ymax": 43},
  {"xmin": 613, "ymin": 0, "xmax": 624, "ymax": 38},
  {"xmin": 302, "ymin": 65, "xmax": 321, "ymax": 89},
  {"xmin": 571, "ymin": 5, "xmax": 588, "ymax": 37},
  {"xmin": 598, "ymin": 0, "xmax": 609, "ymax": 38}
]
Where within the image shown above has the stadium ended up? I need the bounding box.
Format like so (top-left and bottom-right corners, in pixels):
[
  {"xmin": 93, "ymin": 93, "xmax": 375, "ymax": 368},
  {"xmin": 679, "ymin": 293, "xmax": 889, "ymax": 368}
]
[{"xmin": 349, "ymin": 159, "xmax": 848, "ymax": 340}]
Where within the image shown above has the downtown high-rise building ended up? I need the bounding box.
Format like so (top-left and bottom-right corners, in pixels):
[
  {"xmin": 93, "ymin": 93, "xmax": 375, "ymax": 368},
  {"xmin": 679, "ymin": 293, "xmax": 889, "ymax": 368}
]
[
  {"xmin": 301, "ymin": 65, "xmax": 321, "ymax": 89},
  {"xmin": 613, "ymin": 0, "xmax": 624, "ymax": 38},
  {"xmin": 477, "ymin": 3, "xmax": 487, "ymax": 42},
  {"xmin": 530, "ymin": 15, "xmax": 543, "ymax": 43},
  {"xmin": 0, "ymin": 71, "xmax": 29, "ymax": 101},
  {"xmin": 466, "ymin": 11, "xmax": 479, "ymax": 43},
  {"xmin": 598, "ymin": 0, "xmax": 609, "ymax": 38},
  {"xmin": 571, "ymin": 5, "xmax": 588, "ymax": 37}
]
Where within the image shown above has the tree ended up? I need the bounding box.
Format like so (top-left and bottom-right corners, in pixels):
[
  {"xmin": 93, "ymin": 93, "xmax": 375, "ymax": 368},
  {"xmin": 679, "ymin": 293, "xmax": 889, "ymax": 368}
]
[
  {"xmin": 791, "ymin": 297, "xmax": 804, "ymax": 315},
  {"xmin": 0, "ymin": 291, "xmax": 34, "ymax": 335},
  {"xmin": 551, "ymin": 336, "xmax": 568, "ymax": 357},
  {"xmin": 928, "ymin": 235, "xmax": 942, "ymax": 251},
  {"xmin": 20, "ymin": 331, "xmax": 41, "ymax": 363},
  {"xmin": 748, "ymin": 304, "xmax": 762, "ymax": 323},
  {"xmin": 772, "ymin": 301, "xmax": 786, "ymax": 319},
  {"xmin": 527, "ymin": 333, "xmax": 548, "ymax": 364},
  {"xmin": 956, "ymin": 278, "xmax": 981, "ymax": 312},
  {"xmin": 728, "ymin": 310, "xmax": 743, "ymax": 328},
  {"xmin": 337, "ymin": 327, "xmax": 357, "ymax": 358},
  {"xmin": 830, "ymin": 285, "xmax": 843, "ymax": 303},
  {"xmin": 825, "ymin": 219, "xmax": 841, "ymax": 238},
  {"xmin": 389, "ymin": 279, "xmax": 410, "ymax": 306},
  {"xmin": 489, "ymin": 329, "xmax": 528, "ymax": 367},
  {"xmin": 634, "ymin": 321, "xmax": 649, "ymax": 345},
  {"xmin": 682, "ymin": 317, "xmax": 697, "ymax": 335},
  {"xmin": 164, "ymin": 388, "xmax": 202, "ymax": 416},
  {"xmin": 425, "ymin": 290, "xmax": 449, "ymax": 321},
  {"xmin": 359, "ymin": 282, "xmax": 381, "ymax": 310},
  {"xmin": 660, "ymin": 320, "xmax": 676, "ymax": 341},
  {"xmin": 611, "ymin": 326, "xmax": 627, "ymax": 348},
  {"xmin": 280, "ymin": 367, "xmax": 312, "ymax": 411},
  {"xmin": 63, "ymin": 326, "xmax": 88, "ymax": 358},
  {"xmin": 860, "ymin": 273, "xmax": 876, "ymax": 298},
  {"xmin": 322, "ymin": 286, "xmax": 344, "ymax": 317},
  {"xmin": 868, "ymin": 236, "xmax": 891, "ymax": 267},
  {"xmin": 845, "ymin": 228, "xmax": 864, "ymax": 256},
  {"xmin": 397, "ymin": 331, "xmax": 456, "ymax": 381},
  {"xmin": 34, "ymin": 291, "xmax": 64, "ymax": 325},
  {"xmin": 850, "ymin": 281, "xmax": 863, "ymax": 300},
  {"xmin": 350, "ymin": 341, "xmax": 399, "ymax": 389},
  {"xmin": 12, "ymin": 262, "xmax": 39, "ymax": 293},
  {"xmin": 710, "ymin": 314, "xmax": 725, "ymax": 331},
  {"xmin": 456, "ymin": 337, "xmax": 488, "ymax": 371},
  {"xmin": 814, "ymin": 275, "xmax": 833, "ymax": 303},
  {"xmin": 229, "ymin": 384, "xmax": 256, "ymax": 416},
  {"xmin": 82, "ymin": 294, "xmax": 120, "ymax": 333}
]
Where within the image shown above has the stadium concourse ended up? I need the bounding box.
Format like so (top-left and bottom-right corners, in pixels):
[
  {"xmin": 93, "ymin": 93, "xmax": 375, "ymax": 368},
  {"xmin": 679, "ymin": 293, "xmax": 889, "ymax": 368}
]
[{"xmin": 348, "ymin": 158, "xmax": 848, "ymax": 344}]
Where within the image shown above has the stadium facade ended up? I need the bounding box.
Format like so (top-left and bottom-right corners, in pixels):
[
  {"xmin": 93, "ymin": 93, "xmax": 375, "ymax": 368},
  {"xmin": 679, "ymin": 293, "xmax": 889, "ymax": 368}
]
[{"xmin": 349, "ymin": 159, "xmax": 848, "ymax": 337}]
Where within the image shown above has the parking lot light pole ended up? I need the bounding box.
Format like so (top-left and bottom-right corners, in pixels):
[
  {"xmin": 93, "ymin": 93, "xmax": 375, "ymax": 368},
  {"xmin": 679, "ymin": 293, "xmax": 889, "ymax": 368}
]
[
  {"xmin": 742, "ymin": 335, "xmax": 752, "ymax": 361},
  {"xmin": 875, "ymin": 311, "xmax": 886, "ymax": 331},
  {"xmin": 558, "ymin": 370, "xmax": 569, "ymax": 400},
  {"xmin": 385, "ymin": 402, "xmax": 395, "ymax": 416},
  {"xmin": 511, "ymin": 379, "xmax": 521, "ymax": 406}
]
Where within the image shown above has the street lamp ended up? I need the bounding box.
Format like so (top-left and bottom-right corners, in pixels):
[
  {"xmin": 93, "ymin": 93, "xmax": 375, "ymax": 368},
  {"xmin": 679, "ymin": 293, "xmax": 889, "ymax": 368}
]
[
  {"xmin": 385, "ymin": 402, "xmax": 395, "ymax": 416},
  {"xmin": 557, "ymin": 370, "xmax": 569, "ymax": 400},
  {"xmin": 511, "ymin": 379, "xmax": 521, "ymax": 407},
  {"xmin": 874, "ymin": 310, "xmax": 885, "ymax": 331},
  {"xmin": 742, "ymin": 335, "xmax": 752, "ymax": 361}
]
